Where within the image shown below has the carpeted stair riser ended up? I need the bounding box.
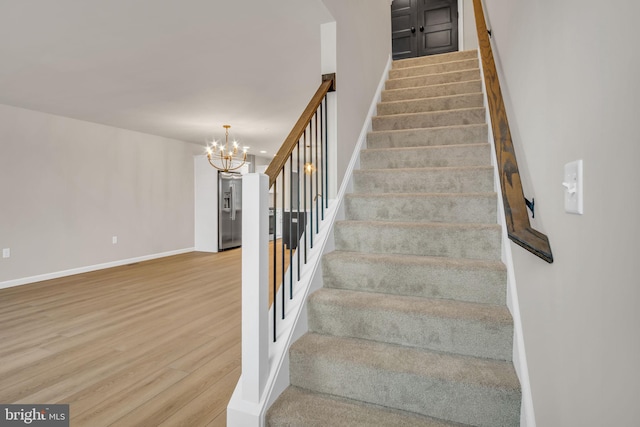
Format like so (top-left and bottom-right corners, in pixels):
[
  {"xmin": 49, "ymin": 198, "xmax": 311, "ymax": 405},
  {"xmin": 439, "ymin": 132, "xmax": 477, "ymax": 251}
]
[
  {"xmin": 388, "ymin": 58, "xmax": 479, "ymax": 80},
  {"xmin": 367, "ymin": 124, "xmax": 488, "ymax": 149},
  {"xmin": 353, "ymin": 166, "xmax": 494, "ymax": 194},
  {"xmin": 268, "ymin": 49, "xmax": 523, "ymax": 427},
  {"xmin": 289, "ymin": 333, "xmax": 521, "ymax": 427},
  {"xmin": 322, "ymin": 251, "xmax": 507, "ymax": 305},
  {"xmin": 308, "ymin": 288, "xmax": 513, "ymax": 360},
  {"xmin": 381, "ymin": 80, "xmax": 482, "ymax": 103},
  {"xmin": 372, "ymin": 107, "xmax": 485, "ymax": 131},
  {"xmin": 334, "ymin": 221, "xmax": 502, "ymax": 260},
  {"xmin": 393, "ymin": 49, "xmax": 478, "ymax": 69},
  {"xmin": 360, "ymin": 143, "xmax": 491, "ymax": 169},
  {"xmin": 266, "ymin": 387, "xmax": 464, "ymax": 427},
  {"xmin": 386, "ymin": 69, "xmax": 480, "ymax": 90},
  {"xmin": 345, "ymin": 193, "xmax": 497, "ymax": 224},
  {"xmin": 377, "ymin": 92, "xmax": 483, "ymax": 116}
]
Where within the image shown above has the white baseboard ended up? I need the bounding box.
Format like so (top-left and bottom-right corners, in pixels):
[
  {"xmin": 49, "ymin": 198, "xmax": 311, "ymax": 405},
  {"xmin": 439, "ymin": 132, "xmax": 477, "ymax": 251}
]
[{"xmin": 0, "ymin": 247, "xmax": 195, "ymax": 290}]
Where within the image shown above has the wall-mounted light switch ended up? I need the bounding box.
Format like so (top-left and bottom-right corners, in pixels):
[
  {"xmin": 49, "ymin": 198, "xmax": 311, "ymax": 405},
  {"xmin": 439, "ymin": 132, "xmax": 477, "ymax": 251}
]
[
  {"xmin": 563, "ymin": 160, "xmax": 583, "ymax": 214},
  {"xmin": 112, "ymin": 236, "xmax": 118, "ymax": 244},
  {"xmin": 2, "ymin": 248, "xmax": 10, "ymax": 258}
]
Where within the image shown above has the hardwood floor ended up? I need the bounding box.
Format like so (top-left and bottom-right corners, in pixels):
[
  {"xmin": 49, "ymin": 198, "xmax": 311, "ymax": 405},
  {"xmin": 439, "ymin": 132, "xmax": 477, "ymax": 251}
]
[{"xmin": 0, "ymin": 246, "xmax": 290, "ymax": 426}]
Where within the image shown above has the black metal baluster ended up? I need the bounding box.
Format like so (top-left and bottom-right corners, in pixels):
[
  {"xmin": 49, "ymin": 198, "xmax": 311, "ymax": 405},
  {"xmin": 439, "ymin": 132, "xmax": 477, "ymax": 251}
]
[
  {"xmin": 315, "ymin": 109, "xmax": 320, "ymax": 233},
  {"xmin": 288, "ymin": 155, "xmax": 293, "ymax": 299},
  {"xmin": 296, "ymin": 143, "xmax": 301, "ymax": 280},
  {"xmin": 303, "ymin": 127, "xmax": 308, "ymax": 263},
  {"xmin": 320, "ymin": 101, "xmax": 325, "ymax": 221},
  {"xmin": 324, "ymin": 96, "xmax": 329, "ymax": 209},
  {"xmin": 309, "ymin": 118, "xmax": 314, "ymax": 249},
  {"xmin": 281, "ymin": 166, "xmax": 285, "ymax": 320},
  {"xmin": 272, "ymin": 178, "xmax": 277, "ymax": 342}
]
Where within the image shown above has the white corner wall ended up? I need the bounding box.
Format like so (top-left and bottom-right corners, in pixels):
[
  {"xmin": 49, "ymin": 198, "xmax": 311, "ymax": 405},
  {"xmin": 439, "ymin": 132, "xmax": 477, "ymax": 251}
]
[
  {"xmin": 482, "ymin": 0, "xmax": 640, "ymax": 425},
  {"xmin": 194, "ymin": 155, "xmax": 218, "ymax": 253},
  {"xmin": 321, "ymin": 0, "xmax": 392, "ymax": 187},
  {"xmin": 0, "ymin": 104, "xmax": 200, "ymax": 285},
  {"xmin": 462, "ymin": 0, "xmax": 478, "ymax": 50}
]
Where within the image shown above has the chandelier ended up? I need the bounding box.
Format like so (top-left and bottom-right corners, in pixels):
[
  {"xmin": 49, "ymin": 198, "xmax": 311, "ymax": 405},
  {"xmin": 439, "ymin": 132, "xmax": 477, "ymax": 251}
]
[{"xmin": 206, "ymin": 125, "xmax": 247, "ymax": 172}]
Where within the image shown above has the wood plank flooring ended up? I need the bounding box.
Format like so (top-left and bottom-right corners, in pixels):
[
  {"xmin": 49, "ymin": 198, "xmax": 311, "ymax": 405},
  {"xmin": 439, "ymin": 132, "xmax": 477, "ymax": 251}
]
[{"xmin": 0, "ymin": 245, "xmax": 291, "ymax": 426}]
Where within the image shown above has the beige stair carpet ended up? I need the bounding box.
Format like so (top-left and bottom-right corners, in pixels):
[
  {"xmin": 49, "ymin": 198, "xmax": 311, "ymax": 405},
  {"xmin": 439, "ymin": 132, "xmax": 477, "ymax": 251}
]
[{"xmin": 267, "ymin": 49, "xmax": 521, "ymax": 427}]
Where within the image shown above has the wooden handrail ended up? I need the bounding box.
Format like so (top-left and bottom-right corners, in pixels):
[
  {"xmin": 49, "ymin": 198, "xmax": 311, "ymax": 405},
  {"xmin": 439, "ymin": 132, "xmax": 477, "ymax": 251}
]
[
  {"xmin": 264, "ymin": 73, "xmax": 336, "ymax": 188},
  {"xmin": 473, "ymin": 0, "xmax": 553, "ymax": 263}
]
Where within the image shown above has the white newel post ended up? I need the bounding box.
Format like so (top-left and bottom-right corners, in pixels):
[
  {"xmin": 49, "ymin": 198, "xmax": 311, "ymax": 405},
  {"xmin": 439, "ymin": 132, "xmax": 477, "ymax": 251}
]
[{"xmin": 241, "ymin": 173, "xmax": 269, "ymax": 404}]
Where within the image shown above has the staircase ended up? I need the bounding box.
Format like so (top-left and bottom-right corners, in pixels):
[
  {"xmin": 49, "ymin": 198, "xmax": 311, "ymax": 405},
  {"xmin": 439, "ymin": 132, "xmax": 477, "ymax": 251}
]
[{"xmin": 267, "ymin": 50, "xmax": 521, "ymax": 426}]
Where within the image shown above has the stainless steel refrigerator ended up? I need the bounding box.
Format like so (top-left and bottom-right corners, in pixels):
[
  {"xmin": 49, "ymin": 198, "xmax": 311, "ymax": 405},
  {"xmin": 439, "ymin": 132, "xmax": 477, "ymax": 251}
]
[{"xmin": 218, "ymin": 172, "xmax": 242, "ymax": 250}]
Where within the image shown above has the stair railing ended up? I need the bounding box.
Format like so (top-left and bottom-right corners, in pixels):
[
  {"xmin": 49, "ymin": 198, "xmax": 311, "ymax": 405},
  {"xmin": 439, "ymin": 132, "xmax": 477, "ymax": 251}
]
[
  {"xmin": 231, "ymin": 73, "xmax": 336, "ymax": 414},
  {"xmin": 473, "ymin": 0, "xmax": 553, "ymax": 263},
  {"xmin": 265, "ymin": 73, "xmax": 335, "ymax": 341}
]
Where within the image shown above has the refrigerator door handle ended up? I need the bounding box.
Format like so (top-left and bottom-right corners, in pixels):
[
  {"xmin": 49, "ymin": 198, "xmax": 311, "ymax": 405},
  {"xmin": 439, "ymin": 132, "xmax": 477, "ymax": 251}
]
[{"xmin": 230, "ymin": 183, "xmax": 236, "ymax": 221}]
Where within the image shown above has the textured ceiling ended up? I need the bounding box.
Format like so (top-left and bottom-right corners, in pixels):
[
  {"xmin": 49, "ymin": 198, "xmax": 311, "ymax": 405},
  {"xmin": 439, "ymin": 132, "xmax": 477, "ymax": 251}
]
[{"xmin": 0, "ymin": 0, "xmax": 333, "ymax": 156}]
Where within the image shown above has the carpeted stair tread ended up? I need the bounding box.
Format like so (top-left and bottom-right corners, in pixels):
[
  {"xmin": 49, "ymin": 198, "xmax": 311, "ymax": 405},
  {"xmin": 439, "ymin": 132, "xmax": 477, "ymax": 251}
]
[
  {"xmin": 353, "ymin": 166, "xmax": 494, "ymax": 194},
  {"xmin": 386, "ymin": 69, "xmax": 480, "ymax": 90},
  {"xmin": 308, "ymin": 288, "xmax": 513, "ymax": 360},
  {"xmin": 360, "ymin": 143, "xmax": 491, "ymax": 169},
  {"xmin": 377, "ymin": 92, "xmax": 484, "ymax": 116},
  {"xmin": 290, "ymin": 333, "xmax": 521, "ymax": 394},
  {"xmin": 372, "ymin": 107, "xmax": 485, "ymax": 131},
  {"xmin": 367, "ymin": 123, "xmax": 488, "ymax": 149},
  {"xmin": 334, "ymin": 220, "xmax": 502, "ymax": 260},
  {"xmin": 267, "ymin": 386, "xmax": 469, "ymax": 427},
  {"xmin": 392, "ymin": 49, "xmax": 478, "ymax": 69},
  {"xmin": 344, "ymin": 192, "xmax": 497, "ymax": 223},
  {"xmin": 268, "ymin": 49, "xmax": 522, "ymax": 426},
  {"xmin": 388, "ymin": 58, "xmax": 479, "ymax": 79},
  {"xmin": 381, "ymin": 80, "xmax": 482, "ymax": 102},
  {"xmin": 289, "ymin": 333, "xmax": 521, "ymax": 426},
  {"xmin": 322, "ymin": 250, "xmax": 506, "ymax": 305}
]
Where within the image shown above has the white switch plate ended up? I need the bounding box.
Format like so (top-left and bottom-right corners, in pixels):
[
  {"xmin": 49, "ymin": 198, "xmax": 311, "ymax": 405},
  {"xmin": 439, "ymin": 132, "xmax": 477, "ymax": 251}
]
[
  {"xmin": 2, "ymin": 248, "xmax": 10, "ymax": 258},
  {"xmin": 112, "ymin": 236, "xmax": 118, "ymax": 244},
  {"xmin": 563, "ymin": 160, "xmax": 583, "ymax": 214}
]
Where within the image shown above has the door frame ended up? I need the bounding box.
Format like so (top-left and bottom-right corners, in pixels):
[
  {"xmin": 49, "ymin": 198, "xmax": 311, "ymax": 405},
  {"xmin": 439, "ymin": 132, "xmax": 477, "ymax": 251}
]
[{"xmin": 457, "ymin": 0, "xmax": 464, "ymax": 50}]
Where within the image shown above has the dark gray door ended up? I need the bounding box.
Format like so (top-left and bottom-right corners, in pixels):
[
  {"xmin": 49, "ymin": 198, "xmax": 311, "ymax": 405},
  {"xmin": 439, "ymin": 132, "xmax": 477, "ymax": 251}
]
[
  {"xmin": 392, "ymin": 0, "xmax": 419, "ymax": 59},
  {"xmin": 392, "ymin": 0, "xmax": 458, "ymax": 60},
  {"xmin": 418, "ymin": 0, "xmax": 458, "ymax": 56}
]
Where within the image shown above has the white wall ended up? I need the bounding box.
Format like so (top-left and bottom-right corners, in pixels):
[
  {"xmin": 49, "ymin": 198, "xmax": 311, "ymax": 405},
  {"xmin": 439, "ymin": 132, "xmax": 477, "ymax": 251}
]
[
  {"xmin": 482, "ymin": 0, "xmax": 640, "ymax": 425},
  {"xmin": 253, "ymin": 155, "xmax": 273, "ymax": 169},
  {"xmin": 0, "ymin": 104, "xmax": 200, "ymax": 284},
  {"xmin": 462, "ymin": 0, "xmax": 478, "ymax": 50},
  {"xmin": 321, "ymin": 0, "xmax": 392, "ymax": 186},
  {"xmin": 194, "ymin": 155, "xmax": 218, "ymax": 253}
]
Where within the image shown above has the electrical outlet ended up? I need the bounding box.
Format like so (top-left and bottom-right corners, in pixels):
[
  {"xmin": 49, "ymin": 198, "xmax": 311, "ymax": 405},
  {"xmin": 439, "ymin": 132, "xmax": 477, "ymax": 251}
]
[
  {"xmin": 2, "ymin": 248, "xmax": 10, "ymax": 258},
  {"xmin": 112, "ymin": 236, "xmax": 118, "ymax": 244}
]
